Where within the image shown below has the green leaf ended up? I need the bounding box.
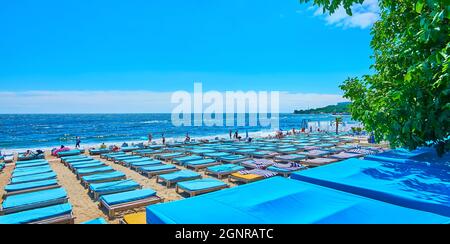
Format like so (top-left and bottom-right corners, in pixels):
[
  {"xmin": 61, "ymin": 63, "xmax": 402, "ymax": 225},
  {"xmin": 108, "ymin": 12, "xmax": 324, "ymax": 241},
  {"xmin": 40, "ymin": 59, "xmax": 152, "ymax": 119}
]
[{"xmin": 416, "ymin": 0, "xmax": 424, "ymax": 14}]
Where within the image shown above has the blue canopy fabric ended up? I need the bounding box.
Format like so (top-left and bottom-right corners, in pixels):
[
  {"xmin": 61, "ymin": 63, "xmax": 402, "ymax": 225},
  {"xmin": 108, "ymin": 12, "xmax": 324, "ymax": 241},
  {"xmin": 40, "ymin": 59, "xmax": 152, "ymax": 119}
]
[
  {"xmin": 89, "ymin": 180, "xmax": 140, "ymax": 193},
  {"xmin": 81, "ymin": 217, "xmax": 108, "ymax": 224},
  {"xmin": 82, "ymin": 171, "xmax": 125, "ymax": 183},
  {"xmin": 177, "ymin": 179, "xmax": 227, "ymax": 191},
  {"xmin": 2, "ymin": 188, "xmax": 67, "ymax": 210},
  {"xmin": 11, "ymin": 172, "xmax": 57, "ymax": 184},
  {"xmin": 5, "ymin": 179, "xmax": 58, "ymax": 192},
  {"xmin": 146, "ymin": 177, "xmax": 450, "ymax": 224},
  {"xmin": 290, "ymin": 158, "xmax": 450, "ymax": 217},
  {"xmin": 100, "ymin": 189, "xmax": 157, "ymax": 205},
  {"xmin": 159, "ymin": 170, "xmax": 201, "ymax": 181},
  {"xmin": 0, "ymin": 203, "xmax": 72, "ymax": 224}
]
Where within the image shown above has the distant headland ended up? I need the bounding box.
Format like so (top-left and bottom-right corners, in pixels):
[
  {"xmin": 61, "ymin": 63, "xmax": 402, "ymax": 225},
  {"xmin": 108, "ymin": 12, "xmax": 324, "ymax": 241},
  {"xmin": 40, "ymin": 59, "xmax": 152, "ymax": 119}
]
[{"xmin": 294, "ymin": 102, "xmax": 351, "ymax": 115}]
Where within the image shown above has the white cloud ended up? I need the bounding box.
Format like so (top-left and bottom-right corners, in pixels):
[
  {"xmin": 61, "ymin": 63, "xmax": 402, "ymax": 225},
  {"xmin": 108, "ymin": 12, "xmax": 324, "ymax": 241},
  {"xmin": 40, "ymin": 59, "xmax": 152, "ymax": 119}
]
[
  {"xmin": 309, "ymin": 0, "xmax": 380, "ymax": 29},
  {"xmin": 0, "ymin": 91, "xmax": 347, "ymax": 114}
]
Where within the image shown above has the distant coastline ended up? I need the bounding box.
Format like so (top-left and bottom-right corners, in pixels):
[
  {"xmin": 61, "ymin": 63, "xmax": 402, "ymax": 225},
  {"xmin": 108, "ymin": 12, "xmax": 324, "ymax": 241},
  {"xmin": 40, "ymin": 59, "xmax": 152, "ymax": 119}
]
[{"xmin": 294, "ymin": 102, "xmax": 351, "ymax": 115}]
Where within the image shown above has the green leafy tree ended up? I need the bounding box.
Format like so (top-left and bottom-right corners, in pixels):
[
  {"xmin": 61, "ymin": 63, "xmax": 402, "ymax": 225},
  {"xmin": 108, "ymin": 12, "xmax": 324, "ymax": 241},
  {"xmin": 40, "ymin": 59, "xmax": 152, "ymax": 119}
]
[{"xmin": 300, "ymin": 0, "xmax": 449, "ymax": 155}]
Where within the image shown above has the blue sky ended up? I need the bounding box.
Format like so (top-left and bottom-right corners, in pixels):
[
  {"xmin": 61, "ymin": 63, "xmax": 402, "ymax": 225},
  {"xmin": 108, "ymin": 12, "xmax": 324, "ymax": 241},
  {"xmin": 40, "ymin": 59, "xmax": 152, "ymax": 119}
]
[{"xmin": 0, "ymin": 0, "xmax": 379, "ymax": 112}]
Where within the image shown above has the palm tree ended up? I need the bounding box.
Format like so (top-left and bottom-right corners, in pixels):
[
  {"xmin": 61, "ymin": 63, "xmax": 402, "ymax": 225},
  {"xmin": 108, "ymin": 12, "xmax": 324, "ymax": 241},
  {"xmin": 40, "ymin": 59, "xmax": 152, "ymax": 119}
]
[{"xmin": 334, "ymin": 116, "xmax": 343, "ymax": 135}]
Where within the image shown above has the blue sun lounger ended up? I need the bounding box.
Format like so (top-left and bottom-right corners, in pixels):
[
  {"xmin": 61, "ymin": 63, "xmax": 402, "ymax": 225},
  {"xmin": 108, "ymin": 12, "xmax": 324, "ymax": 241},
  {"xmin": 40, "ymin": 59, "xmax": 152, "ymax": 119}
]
[
  {"xmin": 121, "ymin": 146, "xmax": 141, "ymax": 152},
  {"xmin": 113, "ymin": 156, "xmax": 142, "ymax": 163},
  {"xmin": 155, "ymin": 153, "xmax": 185, "ymax": 161},
  {"xmin": 290, "ymin": 158, "xmax": 450, "ymax": 217},
  {"xmin": 89, "ymin": 179, "xmax": 141, "ymax": 200},
  {"xmin": 89, "ymin": 148, "xmax": 112, "ymax": 155},
  {"xmin": 147, "ymin": 177, "xmax": 450, "ymax": 224},
  {"xmin": 11, "ymin": 172, "xmax": 57, "ymax": 184},
  {"xmin": 203, "ymin": 152, "xmax": 231, "ymax": 159},
  {"xmin": 219, "ymin": 155, "xmax": 248, "ymax": 164},
  {"xmin": 15, "ymin": 161, "xmax": 49, "ymax": 169},
  {"xmin": 67, "ymin": 159, "xmax": 99, "ymax": 167},
  {"xmin": 176, "ymin": 178, "xmax": 228, "ymax": 197},
  {"xmin": 121, "ymin": 157, "xmax": 151, "ymax": 166},
  {"xmin": 172, "ymin": 155, "xmax": 203, "ymax": 165},
  {"xmin": 129, "ymin": 160, "xmax": 163, "ymax": 170},
  {"xmin": 185, "ymin": 159, "xmax": 220, "ymax": 171},
  {"xmin": 64, "ymin": 157, "xmax": 94, "ymax": 165},
  {"xmin": 57, "ymin": 150, "xmax": 82, "ymax": 158},
  {"xmin": 81, "ymin": 171, "xmax": 127, "ymax": 187},
  {"xmin": 205, "ymin": 164, "xmax": 246, "ymax": 179},
  {"xmin": 12, "ymin": 167, "xmax": 53, "ymax": 178},
  {"xmin": 0, "ymin": 203, "xmax": 74, "ymax": 224},
  {"xmin": 156, "ymin": 170, "xmax": 202, "ymax": 187},
  {"xmin": 71, "ymin": 161, "xmax": 105, "ymax": 171},
  {"xmin": 15, "ymin": 159, "xmax": 47, "ymax": 165},
  {"xmin": 101, "ymin": 152, "xmax": 126, "ymax": 160},
  {"xmin": 0, "ymin": 188, "xmax": 68, "ymax": 214},
  {"xmin": 4, "ymin": 179, "xmax": 60, "ymax": 197},
  {"xmin": 17, "ymin": 154, "xmax": 45, "ymax": 161},
  {"xmin": 76, "ymin": 166, "xmax": 115, "ymax": 178},
  {"xmin": 140, "ymin": 164, "xmax": 180, "ymax": 177},
  {"xmin": 82, "ymin": 217, "xmax": 108, "ymax": 224},
  {"xmin": 99, "ymin": 189, "xmax": 163, "ymax": 218}
]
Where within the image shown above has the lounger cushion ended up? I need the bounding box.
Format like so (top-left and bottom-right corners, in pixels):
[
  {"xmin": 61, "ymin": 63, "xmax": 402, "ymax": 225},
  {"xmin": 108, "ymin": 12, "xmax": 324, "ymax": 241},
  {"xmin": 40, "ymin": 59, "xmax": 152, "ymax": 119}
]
[
  {"xmin": 69, "ymin": 160, "xmax": 99, "ymax": 166},
  {"xmin": 5, "ymin": 179, "xmax": 58, "ymax": 192},
  {"xmin": 0, "ymin": 203, "xmax": 72, "ymax": 224},
  {"xmin": 82, "ymin": 171, "xmax": 126, "ymax": 183},
  {"xmin": 11, "ymin": 172, "xmax": 57, "ymax": 184},
  {"xmin": 15, "ymin": 159, "xmax": 47, "ymax": 165},
  {"xmin": 207, "ymin": 164, "xmax": 245, "ymax": 173},
  {"xmin": 82, "ymin": 217, "xmax": 108, "ymax": 224},
  {"xmin": 177, "ymin": 179, "xmax": 227, "ymax": 191},
  {"xmin": 159, "ymin": 170, "xmax": 201, "ymax": 182},
  {"xmin": 185, "ymin": 159, "xmax": 216, "ymax": 166},
  {"xmin": 2, "ymin": 188, "xmax": 67, "ymax": 210},
  {"xmin": 230, "ymin": 173, "xmax": 263, "ymax": 181},
  {"xmin": 72, "ymin": 162, "xmax": 104, "ymax": 170},
  {"xmin": 100, "ymin": 189, "xmax": 157, "ymax": 206},
  {"xmin": 15, "ymin": 162, "xmax": 49, "ymax": 168},
  {"xmin": 12, "ymin": 167, "xmax": 53, "ymax": 178},
  {"xmin": 123, "ymin": 212, "xmax": 146, "ymax": 224},
  {"xmin": 141, "ymin": 165, "xmax": 176, "ymax": 172},
  {"xmin": 90, "ymin": 180, "xmax": 140, "ymax": 194},
  {"xmin": 77, "ymin": 166, "xmax": 114, "ymax": 175},
  {"xmin": 130, "ymin": 160, "xmax": 163, "ymax": 167}
]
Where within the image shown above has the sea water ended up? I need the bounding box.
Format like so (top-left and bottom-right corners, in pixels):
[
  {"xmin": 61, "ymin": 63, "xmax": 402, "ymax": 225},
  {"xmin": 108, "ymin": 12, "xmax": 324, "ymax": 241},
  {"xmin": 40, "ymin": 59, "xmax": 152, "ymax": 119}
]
[{"xmin": 0, "ymin": 113, "xmax": 358, "ymax": 151}]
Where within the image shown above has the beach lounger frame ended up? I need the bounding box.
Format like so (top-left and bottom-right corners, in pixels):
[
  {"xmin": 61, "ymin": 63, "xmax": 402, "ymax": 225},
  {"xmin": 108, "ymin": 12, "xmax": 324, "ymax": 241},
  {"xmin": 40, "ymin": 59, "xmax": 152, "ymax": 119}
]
[
  {"xmin": 99, "ymin": 196, "xmax": 163, "ymax": 219},
  {"xmin": 29, "ymin": 213, "xmax": 75, "ymax": 224},
  {"xmin": 175, "ymin": 183, "xmax": 229, "ymax": 197},
  {"xmin": 90, "ymin": 185, "xmax": 142, "ymax": 201},
  {"xmin": 81, "ymin": 175, "xmax": 127, "ymax": 188},
  {"xmin": 185, "ymin": 161, "xmax": 221, "ymax": 171},
  {"xmin": 140, "ymin": 168, "xmax": 181, "ymax": 178},
  {"xmin": 0, "ymin": 197, "xmax": 69, "ymax": 215},
  {"xmin": 155, "ymin": 174, "xmax": 202, "ymax": 188},
  {"xmin": 76, "ymin": 168, "xmax": 115, "ymax": 179},
  {"xmin": 3, "ymin": 185, "xmax": 61, "ymax": 199}
]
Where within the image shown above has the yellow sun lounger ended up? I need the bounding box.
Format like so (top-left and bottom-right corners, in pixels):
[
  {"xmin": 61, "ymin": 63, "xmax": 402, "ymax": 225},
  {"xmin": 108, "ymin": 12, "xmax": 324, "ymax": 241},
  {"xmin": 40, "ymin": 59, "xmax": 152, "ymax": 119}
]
[
  {"xmin": 229, "ymin": 173, "xmax": 264, "ymax": 183},
  {"xmin": 120, "ymin": 212, "xmax": 146, "ymax": 224}
]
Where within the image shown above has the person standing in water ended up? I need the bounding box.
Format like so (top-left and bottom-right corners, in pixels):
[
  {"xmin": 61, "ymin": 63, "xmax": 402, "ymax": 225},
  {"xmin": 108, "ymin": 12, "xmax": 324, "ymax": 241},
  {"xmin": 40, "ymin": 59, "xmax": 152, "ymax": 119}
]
[
  {"xmin": 75, "ymin": 136, "xmax": 81, "ymax": 149},
  {"xmin": 148, "ymin": 133, "xmax": 153, "ymax": 144},
  {"xmin": 162, "ymin": 133, "xmax": 166, "ymax": 145}
]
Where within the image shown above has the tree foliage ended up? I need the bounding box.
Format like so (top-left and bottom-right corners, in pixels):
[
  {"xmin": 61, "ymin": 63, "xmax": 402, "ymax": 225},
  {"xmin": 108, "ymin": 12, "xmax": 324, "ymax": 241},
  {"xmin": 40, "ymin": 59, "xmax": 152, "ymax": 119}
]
[{"xmin": 300, "ymin": 0, "xmax": 449, "ymax": 155}]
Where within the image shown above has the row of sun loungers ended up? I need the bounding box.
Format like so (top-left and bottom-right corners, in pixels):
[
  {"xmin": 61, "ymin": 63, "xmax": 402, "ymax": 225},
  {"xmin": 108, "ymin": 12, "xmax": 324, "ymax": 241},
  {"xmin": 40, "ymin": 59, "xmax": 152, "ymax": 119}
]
[{"xmin": 0, "ymin": 159, "xmax": 75, "ymax": 224}]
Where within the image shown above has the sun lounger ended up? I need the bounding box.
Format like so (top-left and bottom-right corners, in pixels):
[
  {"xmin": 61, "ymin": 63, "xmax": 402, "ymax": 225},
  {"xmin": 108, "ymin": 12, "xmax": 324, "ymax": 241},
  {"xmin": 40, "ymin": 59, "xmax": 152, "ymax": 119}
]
[
  {"xmin": 57, "ymin": 150, "xmax": 82, "ymax": 158},
  {"xmin": 203, "ymin": 152, "xmax": 231, "ymax": 159},
  {"xmin": 140, "ymin": 165, "xmax": 180, "ymax": 178},
  {"xmin": 299, "ymin": 150, "xmax": 333, "ymax": 158},
  {"xmin": 89, "ymin": 148, "xmax": 112, "ymax": 155},
  {"xmin": 121, "ymin": 146, "xmax": 140, "ymax": 152},
  {"xmin": 219, "ymin": 155, "xmax": 248, "ymax": 164},
  {"xmin": 101, "ymin": 152, "xmax": 126, "ymax": 160},
  {"xmin": 172, "ymin": 155, "xmax": 203, "ymax": 165},
  {"xmin": 185, "ymin": 159, "xmax": 220, "ymax": 171},
  {"xmin": 11, "ymin": 172, "xmax": 57, "ymax": 184},
  {"xmin": 120, "ymin": 212, "xmax": 146, "ymax": 224},
  {"xmin": 113, "ymin": 156, "xmax": 142, "ymax": 163},
  {"xmin": 81, "ymin": 171, "xmax": 127, "ymax": 187},
  {"xmin": 0, "ymin": 188, "xmax": 68, "ymax": 215},
  {"xmin": 63, "ymin": 157, "xmax": 94, "ymax": 166},
  {"xmin": 76, "ymin": 166, "xmax": 115, "ymax": 178},
  {"xmin": 275, "ymin": 148, "xmax": 300, "ymax": 154},
  {"xmin": 229, "ymin": 169, "xmax": 277, "ymax": 184},
  {"xmin": 12, "ymin": 165, "xmax": 51, "ymax": 173},
  {"xmin": 15, "ymin": 159, "xmax": 47, "ymax": 165},
  {"xmin": 132, "ymin": 149, "xmax": 154, "ymax": 155},
  {"xmin": 205, "ymin": 164, "xmax": 246, "ymax": 179},
  {"xmin": 330, "ymin": 152, "xmax": 363, "ymax": 160},
  {"xmin": 99, "ymin": 189, "xmax": 163, "ymax": 219},
  {"xmin": 4, "ymin": 179, "xmax": 60, "ymax": 197},
  {"xmin": 176, "ymin": 179, "xmax": 228, "ymax": 197},
  {"xmin": 71, "ymin": 161, "xmax": 105, "ymax": 171},
  {"xmin": 248, "ymin": 151, "xmax": 279, "ymax": 159},
  {"xmin": 239, "ymin": 159, "xmax": 275, "ymax": 169},
  {"xmin": 303, "ymin": 157, "xmax": 339, "ymax": 167},
  {"xmin": 188, "ymin": 149, "xmax": 216, "ymax": 156},
  {"xmin": 89, "ymin": 180, "xmax": 141, "ymax": 200},
  {"xmin": 0, "ymin": 203, "xmax": 74, "ymax": 224},
  {"xmin": 120, "ymin": 157, "xmax": 150, "ymax": 166},
  {"xmin": 12, "ymin": 167, "xmax": 53, "ymax": 178},
  {"xmin": 274, "ymin": 154, "xmax": 307, "ymax": 162},
  {"xmin": 155, "ymin": 152, "xmax": 185, "ymax": 161},
  {"xmin": 129, "ymin": 160, "xmax": 163, "ymax": 170},
  {"xmin": 82, "ymin": 217, "xmax": 108, "ymax": 224},
  {"xmin": 267, "ymin": 162, "xmax": 306, "ymax": 177},
  {"xmin": 15, "ymin": 161, "xmax": 49, "ymax": 169},
  {"xmin": 61, "ymin": 155, "xmax": 89, "ymax": 163},
  {"xmin": 17, "ymin": 154, "xmax": 45, "ymax": 161},
  {"xmin": 156, "ymin": 170, "xmax": 202, "ymax": 187}
]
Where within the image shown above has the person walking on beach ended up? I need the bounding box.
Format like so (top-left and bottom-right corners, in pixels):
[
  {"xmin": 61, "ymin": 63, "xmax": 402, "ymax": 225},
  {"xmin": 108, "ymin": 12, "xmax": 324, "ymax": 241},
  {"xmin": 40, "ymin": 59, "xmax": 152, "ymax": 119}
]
[
  {"xmin": 234, "ymin": 130, "xmax": 239, "ymax": 140},
  {"xmin": 148, "ymin": 133, "xmax": 153, "ymax": 144},
  {"xmin": 75, "ymin": 136, "xmax": 81, "ymax": 149},
  {"xmin": 162, "ymin": 133, "xmax": 166, "ymax": 145},
  {"xmin": 229, "ymin": 130, "xmax": 232, "ymax": 140},
  {"xmin": 185, "ymin": 133, "xmax": 191, "ymax": 143}
]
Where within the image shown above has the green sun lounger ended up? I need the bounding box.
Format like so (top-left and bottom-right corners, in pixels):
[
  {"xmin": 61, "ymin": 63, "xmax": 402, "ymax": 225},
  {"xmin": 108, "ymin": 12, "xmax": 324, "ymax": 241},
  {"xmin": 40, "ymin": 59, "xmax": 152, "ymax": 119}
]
[
  {"xmin": 176, "ymin": 179, "xmax": 228, "ymax": 197},
  {"xmin": 89, "ymin": 180, "xmax": 141, "ymax": 200},
  {"xmin": 99, "ymin": 189, "xmax": 162, "ymax": 218},
  {"xmin": 0, "ymin": 203, "xmax": 74, "ymax": 224},
  {"xmin": 156, "ymin": 170, "xmax": 202, "ymax": 187},
  {"xmin": 0, "ymin": 188, "xmax": 68, "ymax": 215}
]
